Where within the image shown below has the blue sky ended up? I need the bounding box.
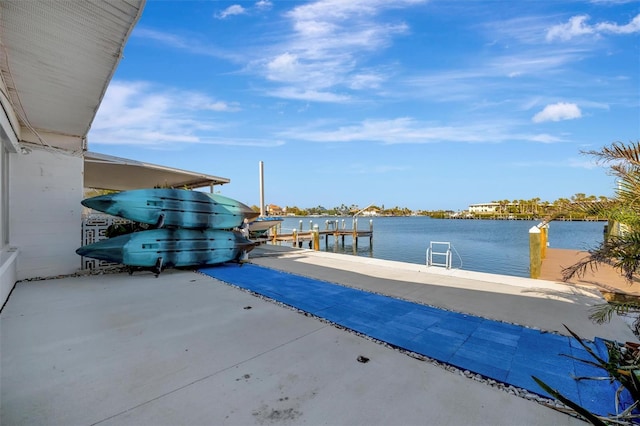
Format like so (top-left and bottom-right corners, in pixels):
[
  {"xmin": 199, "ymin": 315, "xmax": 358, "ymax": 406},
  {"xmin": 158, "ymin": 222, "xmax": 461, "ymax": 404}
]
[{"xmin": 88, "ymin": 0, "xmax": 639, "ymax": 211}]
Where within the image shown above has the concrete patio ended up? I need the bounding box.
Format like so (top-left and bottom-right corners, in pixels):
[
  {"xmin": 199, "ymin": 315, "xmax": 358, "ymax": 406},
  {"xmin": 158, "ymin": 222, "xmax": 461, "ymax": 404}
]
[{"xmin": 1, "ymin": 245, "xmax": 634, "ymax": 425}]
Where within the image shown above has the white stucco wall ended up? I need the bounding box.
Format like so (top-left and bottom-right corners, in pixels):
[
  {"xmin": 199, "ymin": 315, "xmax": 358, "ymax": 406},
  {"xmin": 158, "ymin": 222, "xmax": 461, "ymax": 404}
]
[
  {"xmin": 9, "ymin": 146, "xmax": 83, "ymax": 280},
  {"xmin": 0, "ymin": 76, "xmax": 20, "ymax": 308},
  {"xmin": 0, "ymin": 248, "xmax": 18, "ymax": 308}
]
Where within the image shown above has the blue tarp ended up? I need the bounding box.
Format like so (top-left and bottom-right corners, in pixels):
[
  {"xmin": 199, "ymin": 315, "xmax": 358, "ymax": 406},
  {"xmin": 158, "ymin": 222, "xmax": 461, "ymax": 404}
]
[{"xmin": 201, "ymin": 263, "xmax": 627, "ymax": 417}]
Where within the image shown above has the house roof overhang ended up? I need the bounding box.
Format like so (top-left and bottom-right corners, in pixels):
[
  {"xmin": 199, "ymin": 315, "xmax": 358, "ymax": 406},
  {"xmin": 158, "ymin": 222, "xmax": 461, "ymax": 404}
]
[
  {"xmin": 0, "ymin": 1, "xmax": 146, "ymax": 151},
  {"xmin": 1, "ymin": 2, "xmax": 233, "ymax": 191},
  {"xmin": 84, "ymin": 151, "xmax": 230, "ymax": 191}
]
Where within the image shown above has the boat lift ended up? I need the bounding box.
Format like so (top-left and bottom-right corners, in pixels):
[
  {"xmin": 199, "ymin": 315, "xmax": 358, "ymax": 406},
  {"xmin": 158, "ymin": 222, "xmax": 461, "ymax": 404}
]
[{"xmin": 426, "ymin": 241, "xmax": 452, "ymax": 269}]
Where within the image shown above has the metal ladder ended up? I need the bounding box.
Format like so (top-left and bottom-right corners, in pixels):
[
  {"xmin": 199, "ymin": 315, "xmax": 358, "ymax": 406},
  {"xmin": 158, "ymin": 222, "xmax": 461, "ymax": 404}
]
[{"xmin": 426, "ymin": 241, "xmax": 452, "ymax": 269}]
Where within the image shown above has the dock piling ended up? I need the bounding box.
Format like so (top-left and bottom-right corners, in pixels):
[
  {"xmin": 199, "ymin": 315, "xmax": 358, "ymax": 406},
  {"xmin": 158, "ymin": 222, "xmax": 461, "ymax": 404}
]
[
  {"xmin": 312, "ymin": 225, "xmax": 320, "ymax": 251},
  {"xmin": 540, "ymin": 223, "xmax": 548, "ymax": 259},
  {"xmin": 529, "ymin": 226, "xmax": 541, "ymax": 279},
  {"xmin": 353, "ymin": 218, "xmax": 358, "ymax": 248},
  {"xmin": 370, "ymin": 219, "xmax": 373, "ymax": 247}
]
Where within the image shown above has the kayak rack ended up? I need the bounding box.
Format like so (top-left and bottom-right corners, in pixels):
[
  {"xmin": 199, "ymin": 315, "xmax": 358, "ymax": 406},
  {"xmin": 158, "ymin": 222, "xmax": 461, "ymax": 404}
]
[{"xmin": 426, "ymin": 241, "xmax": 452, "ymax": 269}]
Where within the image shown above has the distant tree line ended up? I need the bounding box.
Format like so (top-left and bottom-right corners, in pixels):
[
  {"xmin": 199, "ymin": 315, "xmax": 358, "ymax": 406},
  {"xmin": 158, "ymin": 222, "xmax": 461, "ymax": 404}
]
[
  {"xmin": 488, "ymin": 194, "xmax": 610, "ymax": 216},
  {"xmin": 253, "ymin": 193, "xmax": 611, "ymax": 219},
  {"xmin": 460, "ymin": 194, "xmax": 611, "ymax": 220}
]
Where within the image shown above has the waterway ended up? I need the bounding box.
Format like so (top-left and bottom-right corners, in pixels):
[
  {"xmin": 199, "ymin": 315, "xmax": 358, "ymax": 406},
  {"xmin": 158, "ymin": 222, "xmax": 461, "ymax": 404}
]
[{"xmin": 271, "ymin": 216, "xmax": 605, "ymax": 278}]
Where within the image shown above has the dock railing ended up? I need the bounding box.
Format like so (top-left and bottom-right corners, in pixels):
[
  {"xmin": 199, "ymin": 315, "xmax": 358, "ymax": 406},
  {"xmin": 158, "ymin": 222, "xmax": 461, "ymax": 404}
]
[{"xmin": 270, "ymin": 217, "xmax": 373, "ymax": 251}]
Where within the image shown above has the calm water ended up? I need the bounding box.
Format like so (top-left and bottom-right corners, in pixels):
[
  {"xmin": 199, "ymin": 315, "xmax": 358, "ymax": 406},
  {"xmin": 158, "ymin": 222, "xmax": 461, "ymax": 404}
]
[{"xmin": 271, "ymin": 216, "xmax": 605, "ymax": 278}]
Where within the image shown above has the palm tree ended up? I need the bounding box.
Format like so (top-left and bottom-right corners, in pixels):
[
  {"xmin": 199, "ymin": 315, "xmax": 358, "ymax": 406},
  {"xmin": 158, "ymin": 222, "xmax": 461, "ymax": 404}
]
[
  {"xmin": 561, "ymin": 141, "xmax": 640, "ymax": 327},
  {"xmin": 502, "ymin": 199, "xmax": 511, "ymax": 214},
  {"xmin": 540, "ymin": 200, "xmax": 551, "ymax": 216}
]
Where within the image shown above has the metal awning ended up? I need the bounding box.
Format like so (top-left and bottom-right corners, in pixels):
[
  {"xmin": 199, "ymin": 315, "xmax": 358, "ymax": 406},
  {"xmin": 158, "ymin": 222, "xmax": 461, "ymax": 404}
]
[{"xmin": 84, "ymin": 151, "xmax": 230, "ymax": 191}]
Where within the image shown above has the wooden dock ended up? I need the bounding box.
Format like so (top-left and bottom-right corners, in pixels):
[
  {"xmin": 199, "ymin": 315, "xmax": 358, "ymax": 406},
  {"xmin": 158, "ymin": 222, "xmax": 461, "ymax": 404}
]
[
  {"xmin": 540, "ymin": 248, "xmax": 640, "ymax": 298},
  {"xmin": 263, "ymin": 219, "xmax": 373, "ymax": 250}
]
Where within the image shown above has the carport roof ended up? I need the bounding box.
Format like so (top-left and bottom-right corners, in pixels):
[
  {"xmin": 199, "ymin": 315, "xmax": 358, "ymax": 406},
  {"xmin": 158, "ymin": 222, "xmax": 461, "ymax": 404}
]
[{"xmin": 84, "ymin": 151, "xmax": 229, "ymax": 191}]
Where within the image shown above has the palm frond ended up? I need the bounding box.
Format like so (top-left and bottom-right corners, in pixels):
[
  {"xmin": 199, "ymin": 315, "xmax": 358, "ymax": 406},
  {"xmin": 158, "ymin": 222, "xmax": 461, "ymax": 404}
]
[
  {"xmin": 532, "ymin": 376, "xmax": 608, "ymax": 425},
  {"xmin": 589, "ymin": 302, "xmax": 640, "ymax": 324},
  {"xmin": 562, "ymin": 232, "xmax": 640, "ymax": 283},
  {"xmin": 582, "ymin": 141, "xmax": 640, "ymax": 166}
]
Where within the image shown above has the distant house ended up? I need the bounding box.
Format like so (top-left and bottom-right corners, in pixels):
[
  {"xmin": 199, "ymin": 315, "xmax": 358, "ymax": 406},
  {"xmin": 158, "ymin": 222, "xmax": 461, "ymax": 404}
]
[
  {"xmin": 267, "ymin": 204, "xmax": 284, "ymax": 216},
  {"xmin": 361, "ymin": 208, "xmax": 380, "ymax": 217},
  {"xmin": 468, "ymin": 203, "xmax": 500, "ymax": 213}
]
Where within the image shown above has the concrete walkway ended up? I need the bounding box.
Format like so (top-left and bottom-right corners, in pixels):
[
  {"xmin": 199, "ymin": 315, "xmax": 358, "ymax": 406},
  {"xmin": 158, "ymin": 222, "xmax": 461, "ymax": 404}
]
[
  {"xmin": 201, "ymin": 262, "xmax": 621, "ymax": 417},
  {"xmin": 249, "ymin": 245, "xmax": 634, "ymax": 342},
  {"xmin": 1, "ymin": 244, "xmax": 634, "ymax": 425}
]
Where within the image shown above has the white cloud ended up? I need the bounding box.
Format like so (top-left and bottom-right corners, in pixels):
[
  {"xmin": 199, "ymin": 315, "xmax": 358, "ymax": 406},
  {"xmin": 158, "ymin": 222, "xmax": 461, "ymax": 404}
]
[
  {"xmin": 138, "ymin": 1, "xmax": 424, "ymax": 103},
  {"xmin": 134, "ymin": 28, "xmax": 241, "ymax": 61},
  {"xmin": 546, "ymin": 15, "xmax": 595, "ymax": 41},
  {"xmin": 348, "ymin": 72, "xmax": 386, "ymax": 89},
  {"xmin": 546, "ymin": 13, "xmax": 640, "ymax": 41},
  {"xmin": 279, "ymin": 117, "xmax": 562, "ymax": 144},
  {"xmin": 403, "ymin": 46, "xmax": 586, "ymax": 103},
  {"xmin": 266, "ymin": 53, "xmax": 300, "ymax": 81},
  {"xmin": 532, "ymin": 102, "xmax": 582, "ymax": 123},
  {"xmin": 255, "ymin": 0, "xmax": 273, "ymax": 10},
  {"xmin": 267, "ymin": 87, "xmax": 351, "ymax": 103},
  {"xmin": 488, "ymin": 49, "xmax": 585, "ymax": 77},
  {"xmin": 216, "ymin": 5, "xmax": 247, "ymax": 19},
  {"xmin": 527, "ymin": 133, "xmax": 565, "ymax": 143},
  {"xmin": 207, "ymin": 101, "xmax": 240, "ymax": 112},
  {"xmin": 89, "ymin": 81, "xmax": 285, "ymax": 148},
  {"xmin": 286, "ymin": 0, "xmax": 425, "ymax": 21},
  {"xmin": 567, "ymin": 157, "xmax": 599, "ymax": 169},
  {"xmin": 509, "ymin": 157, "xmax": 595, "ymax": 169},
  {"xmin": 590, "ymin": 0, "xmax": 638, "ymax": 5},
  {"xmin": 255, "ymin": 0, "xmax": 425, "ymax": 102},
  {"xmin": 483, "ymin": 15, "xmax": 553, "ymax": 45},
  {"xmin": 215, "ymin": 1, "xmax": 271, "ymax": 19},
  {"xmin": 597, "ymin": 14, "xmax": 640, "ymax": 34}
]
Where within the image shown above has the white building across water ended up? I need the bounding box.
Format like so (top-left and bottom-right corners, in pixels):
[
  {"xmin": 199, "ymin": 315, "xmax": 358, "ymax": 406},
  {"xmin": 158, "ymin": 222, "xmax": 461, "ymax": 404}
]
[{"xmin": 468, "ymin": 203, "xmax": 501, "ymax": 213}]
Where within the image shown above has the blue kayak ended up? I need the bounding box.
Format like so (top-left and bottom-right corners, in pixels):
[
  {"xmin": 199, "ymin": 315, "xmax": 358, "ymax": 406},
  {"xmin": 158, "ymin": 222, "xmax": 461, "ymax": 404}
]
[
  {"xmin": 76, "ymin": 228, "xmax": 255, "ymax": 269},
  {"xmin": 81, "ymin": 188, "xmax": 259, "ymax": 229},
  {"xmin": 249, "ymin": 217, "xmax": 284, "ymax": 236}
]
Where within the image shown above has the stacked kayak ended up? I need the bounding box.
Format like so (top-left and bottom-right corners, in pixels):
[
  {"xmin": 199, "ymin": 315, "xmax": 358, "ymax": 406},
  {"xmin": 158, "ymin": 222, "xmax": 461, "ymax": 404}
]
[
  {"xmin": 248, "ymin": 216, "xmax": 283, "ymax": 237},
  {"xmin": 80, "ymin": 188, "xmax": 259, "ymax": 229},
  {"xmin": 77, "ymin": 189, "xmax": 259, "ymax": 274}
]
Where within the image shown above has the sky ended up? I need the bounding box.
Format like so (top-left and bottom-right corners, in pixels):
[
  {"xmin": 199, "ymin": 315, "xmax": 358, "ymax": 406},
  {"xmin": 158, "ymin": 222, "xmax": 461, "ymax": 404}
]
[{"xmin": 88, "ymin": 0, "xmax": 640, "ymax": 211}]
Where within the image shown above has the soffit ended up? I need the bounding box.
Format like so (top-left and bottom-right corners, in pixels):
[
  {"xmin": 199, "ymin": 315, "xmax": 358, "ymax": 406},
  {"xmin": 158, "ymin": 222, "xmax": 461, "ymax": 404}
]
[{"xmin": 0, "ymin": 1, "xmax": 145, "ymax": 145}]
